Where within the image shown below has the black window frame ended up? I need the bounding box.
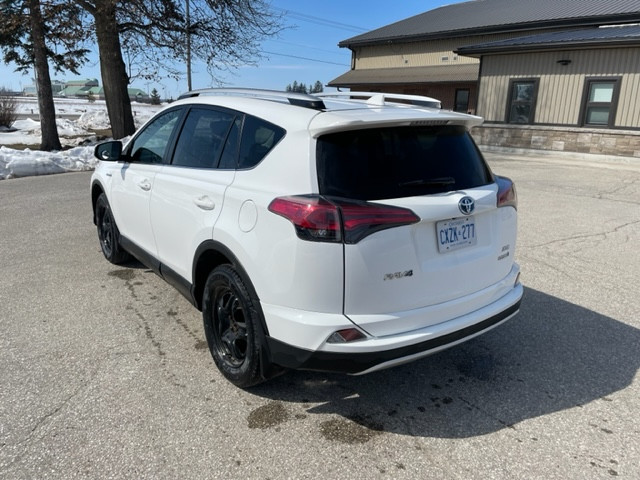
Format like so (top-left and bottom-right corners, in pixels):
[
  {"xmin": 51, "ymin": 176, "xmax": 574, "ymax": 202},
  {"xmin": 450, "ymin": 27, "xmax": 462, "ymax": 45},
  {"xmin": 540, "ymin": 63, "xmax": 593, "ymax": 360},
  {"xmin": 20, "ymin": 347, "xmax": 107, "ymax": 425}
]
[
  {"xmin": 579, "ymin": 77, "xmax": 621, "ymax": 128},
  {"xmin": 125, "ymin": 107, "xmax": 185, "ymax": 165},
  {"xmin": 454, "ymin": 88, "xmax": 470, "ymax": 113},
  {"xmin": 236, "ymin": 114, "xmax": 286, "ymax": 170},
  {"xmin": 169, "ymin": 106, "xmax": 238, "ymax": 170},
  {"xmin": 505, "ymin": 78, "xmax": 539, "ymax": 125}
]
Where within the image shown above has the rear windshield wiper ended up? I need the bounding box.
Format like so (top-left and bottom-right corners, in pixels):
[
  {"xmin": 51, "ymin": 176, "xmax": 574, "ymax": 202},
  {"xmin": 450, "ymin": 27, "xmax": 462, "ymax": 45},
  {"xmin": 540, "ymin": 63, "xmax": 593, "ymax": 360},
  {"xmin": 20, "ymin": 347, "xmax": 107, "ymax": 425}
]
[{"xmin": 398, "ymin": 177, "xmax": 455, "ymax": 187}]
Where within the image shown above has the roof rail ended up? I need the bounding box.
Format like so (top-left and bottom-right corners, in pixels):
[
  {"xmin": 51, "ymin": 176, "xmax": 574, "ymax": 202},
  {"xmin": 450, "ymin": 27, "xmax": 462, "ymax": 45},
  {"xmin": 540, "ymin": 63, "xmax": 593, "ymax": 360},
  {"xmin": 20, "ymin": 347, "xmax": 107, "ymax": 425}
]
[
  {"xmin": 317, "ymin": 91, "xmax": 441, "ymax": 109},
  {"xmin": 177, "ymin": 88, "xmax": 326, "ymax": 110}
]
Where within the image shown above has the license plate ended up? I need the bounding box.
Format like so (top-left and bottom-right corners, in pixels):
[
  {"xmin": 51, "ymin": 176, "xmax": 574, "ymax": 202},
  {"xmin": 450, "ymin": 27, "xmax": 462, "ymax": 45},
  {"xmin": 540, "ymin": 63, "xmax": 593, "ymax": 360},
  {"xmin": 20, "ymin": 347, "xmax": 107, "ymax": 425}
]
[{"xmin": 436, "ymin": 216, "xmax": 476, "ymax": 253}]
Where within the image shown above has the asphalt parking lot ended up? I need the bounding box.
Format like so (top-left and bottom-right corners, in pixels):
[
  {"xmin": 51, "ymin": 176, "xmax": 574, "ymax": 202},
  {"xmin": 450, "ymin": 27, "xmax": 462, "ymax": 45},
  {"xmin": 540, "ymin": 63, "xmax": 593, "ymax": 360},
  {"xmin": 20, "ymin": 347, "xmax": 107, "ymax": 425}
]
[{"xmin": 0, "ymin": 150, "xmax": 638, "ymax": 479}]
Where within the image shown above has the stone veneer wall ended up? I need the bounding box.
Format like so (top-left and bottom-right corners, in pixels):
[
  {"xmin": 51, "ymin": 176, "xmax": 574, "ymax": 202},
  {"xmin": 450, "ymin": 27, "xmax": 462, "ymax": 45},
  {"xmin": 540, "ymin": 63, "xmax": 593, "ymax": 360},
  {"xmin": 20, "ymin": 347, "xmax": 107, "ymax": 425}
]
[{"xmin": 471, "ymin": 124, "xmax": 640, "ymax": 158}]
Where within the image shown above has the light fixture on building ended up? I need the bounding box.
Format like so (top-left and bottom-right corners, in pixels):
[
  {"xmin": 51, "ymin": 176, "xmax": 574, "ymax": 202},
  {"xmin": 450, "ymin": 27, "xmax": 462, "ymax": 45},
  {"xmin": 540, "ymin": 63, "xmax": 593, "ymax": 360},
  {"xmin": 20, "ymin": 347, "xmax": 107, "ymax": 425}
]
[{"xmin": 557, "ymin": 59, "xmax": 572, "ymax": 66}]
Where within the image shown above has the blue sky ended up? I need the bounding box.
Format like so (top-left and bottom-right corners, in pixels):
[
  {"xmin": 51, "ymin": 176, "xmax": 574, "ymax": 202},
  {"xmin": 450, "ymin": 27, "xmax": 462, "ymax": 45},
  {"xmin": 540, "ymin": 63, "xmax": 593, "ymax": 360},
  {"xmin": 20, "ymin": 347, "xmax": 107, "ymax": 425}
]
[{"xmin": 0, "ymin": 0, "xmax": 466, "ymax": 98}]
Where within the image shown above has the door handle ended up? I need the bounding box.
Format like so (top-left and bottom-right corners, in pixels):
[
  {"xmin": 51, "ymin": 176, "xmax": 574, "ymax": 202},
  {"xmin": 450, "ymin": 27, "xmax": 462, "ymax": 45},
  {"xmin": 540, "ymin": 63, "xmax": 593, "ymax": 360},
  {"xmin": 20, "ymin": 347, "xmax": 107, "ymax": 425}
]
[
  {"xmin": 193, "ymin": 196, "xmax": 215, "ymax": 211},
  {"xmin": 138, "ymin": 179, "xmax": 151, "ymax": 191}
]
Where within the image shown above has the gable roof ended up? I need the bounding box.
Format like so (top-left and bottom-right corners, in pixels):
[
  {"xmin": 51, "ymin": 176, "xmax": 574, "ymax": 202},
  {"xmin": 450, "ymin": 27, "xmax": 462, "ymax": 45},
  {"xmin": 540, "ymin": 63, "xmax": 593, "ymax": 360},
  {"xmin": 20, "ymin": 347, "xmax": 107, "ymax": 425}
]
[
  {"xmin": 457, "ymin": 24, "xmax": 640, "ymax": 55},
  {"xmin": 340, "ymin": 0, "xmax": 640, "ymax": 47}
]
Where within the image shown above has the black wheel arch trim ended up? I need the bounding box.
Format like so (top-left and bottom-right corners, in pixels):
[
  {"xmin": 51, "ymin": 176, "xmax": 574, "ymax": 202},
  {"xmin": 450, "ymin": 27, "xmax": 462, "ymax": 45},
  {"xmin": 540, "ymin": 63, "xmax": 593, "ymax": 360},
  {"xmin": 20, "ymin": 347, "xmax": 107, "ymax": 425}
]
[
  {"xmin": 192, "ymin": 241, "xmax": 261, "ymax": 311},
  {"xmin": 90, "ymin": 179, "xmax": 107, "ymax": 225},
  {"xmin": 267, "ymin": 299, "xmax": 522, "ymax": 374},
  {"xmin": 195, "ymin": 242, "xmax": 277, "ymax": 381}
]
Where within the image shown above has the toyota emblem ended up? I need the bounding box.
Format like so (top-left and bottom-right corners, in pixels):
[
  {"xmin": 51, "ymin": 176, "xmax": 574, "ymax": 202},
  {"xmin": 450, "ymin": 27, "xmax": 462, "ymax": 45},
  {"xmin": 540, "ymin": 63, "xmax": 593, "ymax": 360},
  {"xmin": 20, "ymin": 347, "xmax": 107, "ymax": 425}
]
[{"xmin": 458, "ymin": 196, "xmax": 475, "ymax": 215}]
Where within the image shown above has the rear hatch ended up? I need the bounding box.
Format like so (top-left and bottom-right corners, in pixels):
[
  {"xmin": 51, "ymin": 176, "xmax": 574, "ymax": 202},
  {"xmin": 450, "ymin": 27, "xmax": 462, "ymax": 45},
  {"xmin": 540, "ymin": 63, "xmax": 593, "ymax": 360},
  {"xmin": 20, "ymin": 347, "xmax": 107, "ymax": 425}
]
[{"xmin": 315, "ymin": 124, "xmax": 517, "ymax": 337}]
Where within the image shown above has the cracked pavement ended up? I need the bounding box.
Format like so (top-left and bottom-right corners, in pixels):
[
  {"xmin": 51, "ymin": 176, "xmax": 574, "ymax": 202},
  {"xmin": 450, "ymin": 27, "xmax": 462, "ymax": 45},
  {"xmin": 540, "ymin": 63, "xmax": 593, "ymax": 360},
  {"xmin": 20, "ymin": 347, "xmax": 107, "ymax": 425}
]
[{"xmin": 0, "ymin": 152, "xmax": 639, "ymax": 479}]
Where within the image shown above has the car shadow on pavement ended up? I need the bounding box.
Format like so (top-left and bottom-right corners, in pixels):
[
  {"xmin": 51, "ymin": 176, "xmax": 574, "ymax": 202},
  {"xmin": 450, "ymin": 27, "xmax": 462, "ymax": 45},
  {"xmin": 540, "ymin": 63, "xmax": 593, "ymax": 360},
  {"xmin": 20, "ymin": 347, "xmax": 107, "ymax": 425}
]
[{"xmin": 250, "ymin": 286, "xmax": 639, "ymax": 438}]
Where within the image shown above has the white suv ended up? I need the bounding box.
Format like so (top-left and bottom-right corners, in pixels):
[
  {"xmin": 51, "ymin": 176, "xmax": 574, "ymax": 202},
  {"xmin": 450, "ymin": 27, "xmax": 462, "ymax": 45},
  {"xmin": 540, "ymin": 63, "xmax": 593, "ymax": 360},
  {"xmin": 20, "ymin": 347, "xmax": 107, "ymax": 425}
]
[{"xmin": 91, "ymin": 89, "xmax": 523, "ymax": 387}]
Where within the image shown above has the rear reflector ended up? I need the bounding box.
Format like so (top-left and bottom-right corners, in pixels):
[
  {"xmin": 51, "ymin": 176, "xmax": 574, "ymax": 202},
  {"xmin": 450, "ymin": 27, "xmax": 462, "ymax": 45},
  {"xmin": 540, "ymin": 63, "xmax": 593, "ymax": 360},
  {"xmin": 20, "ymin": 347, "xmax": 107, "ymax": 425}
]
[
  {"xmin": 269, "ymin": 195, "xmax": 420, "ymax": 244},
  {"xmin": 496, "ymin": 176, "xmax": 517, "ymax": 210},
  {"xmin": 326, "ymin": 328, "xmax": 366, "ymax": 343}
]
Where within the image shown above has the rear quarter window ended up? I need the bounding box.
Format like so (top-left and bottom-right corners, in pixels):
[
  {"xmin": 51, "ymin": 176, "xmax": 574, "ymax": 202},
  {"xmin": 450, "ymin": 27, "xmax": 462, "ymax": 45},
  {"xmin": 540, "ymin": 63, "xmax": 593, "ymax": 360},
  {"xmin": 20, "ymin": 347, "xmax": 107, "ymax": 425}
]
[
  {"xmin": 237, "ymin": 115, "xmax": 285, "ymax": 169},
  {"xmin": 316, "ymin": 125, "xmax": 492, "ymax": 201}
]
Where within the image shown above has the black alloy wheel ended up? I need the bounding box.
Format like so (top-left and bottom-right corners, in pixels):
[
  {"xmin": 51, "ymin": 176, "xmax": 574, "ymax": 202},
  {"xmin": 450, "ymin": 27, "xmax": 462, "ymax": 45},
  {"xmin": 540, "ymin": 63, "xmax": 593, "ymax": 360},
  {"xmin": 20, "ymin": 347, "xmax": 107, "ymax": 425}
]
[
  {"xmin": 202, "ymin": 265, "xmax": 269, "ymax": 387},
  {"xmin": 95, "ymin": 193, "xmax": 130, "ymax": 264},
  {"xmin": 214, "ymin": 284, "xmax": 248, "ymax": 367}
]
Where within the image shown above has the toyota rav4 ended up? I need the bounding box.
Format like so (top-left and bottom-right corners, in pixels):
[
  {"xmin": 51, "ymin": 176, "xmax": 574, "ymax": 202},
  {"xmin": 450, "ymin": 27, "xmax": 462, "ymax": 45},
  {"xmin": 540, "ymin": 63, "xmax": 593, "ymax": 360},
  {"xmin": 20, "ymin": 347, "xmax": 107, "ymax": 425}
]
[{"xmin": 91, "ymin": 89, "xmax": 523, "ymax": 387}]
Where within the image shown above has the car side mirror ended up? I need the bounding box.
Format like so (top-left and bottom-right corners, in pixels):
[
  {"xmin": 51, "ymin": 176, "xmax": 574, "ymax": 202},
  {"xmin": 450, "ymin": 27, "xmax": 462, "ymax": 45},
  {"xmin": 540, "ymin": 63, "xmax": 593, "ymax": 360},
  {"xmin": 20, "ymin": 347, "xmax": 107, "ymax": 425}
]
[{"xmin": 94, "ymin": 141, "xmax": 123, "ymax": 161}]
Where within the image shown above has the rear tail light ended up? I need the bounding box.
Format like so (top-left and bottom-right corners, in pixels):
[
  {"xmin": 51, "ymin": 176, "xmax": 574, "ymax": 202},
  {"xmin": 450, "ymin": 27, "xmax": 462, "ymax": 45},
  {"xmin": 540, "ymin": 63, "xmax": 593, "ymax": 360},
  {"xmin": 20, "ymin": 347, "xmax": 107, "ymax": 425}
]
[
  {"xmin": 268, "ymin": 195, "xmax": 420, "ymax": 244},
  {"xmin": 496, "ymin": 176, "xmax": 517, "ymax": 210}
]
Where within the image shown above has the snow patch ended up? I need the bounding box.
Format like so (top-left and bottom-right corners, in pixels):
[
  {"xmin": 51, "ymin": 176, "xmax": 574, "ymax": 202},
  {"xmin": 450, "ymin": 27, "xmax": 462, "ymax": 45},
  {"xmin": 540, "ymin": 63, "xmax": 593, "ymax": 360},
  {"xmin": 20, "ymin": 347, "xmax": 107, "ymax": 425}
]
[
  {"xmin": 0, "ymin": 98, "xmax": 163, "ymax": 180},
  {"xmin": 76, "ymin": 110, "xmax": 111, "ymax": 130},
  {"xmin": 0, "ymin": 145, "xmax": 97, "ymax": 180}
]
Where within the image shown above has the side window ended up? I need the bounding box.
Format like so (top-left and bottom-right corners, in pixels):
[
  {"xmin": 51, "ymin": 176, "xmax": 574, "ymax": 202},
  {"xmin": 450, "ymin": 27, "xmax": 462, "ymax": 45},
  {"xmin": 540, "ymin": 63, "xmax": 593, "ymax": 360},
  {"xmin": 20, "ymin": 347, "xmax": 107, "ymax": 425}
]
[
  {"xmin": 506, "ymin": 79, "xmax": 538, "ymax": 125},
  {"xmin": 580, "ymin": 78, "xmax": 620, "ymax": 128},
  {"xmin": 129, "ymin": 109, "xmax": 182, "ymax": 164},
  {"xmin": 238, "ymin": 115, "xmax": 285, "ymax": 169},
  {"xmin": 172, "ymin": 108, "xmax": 236, "ymax": 169}
]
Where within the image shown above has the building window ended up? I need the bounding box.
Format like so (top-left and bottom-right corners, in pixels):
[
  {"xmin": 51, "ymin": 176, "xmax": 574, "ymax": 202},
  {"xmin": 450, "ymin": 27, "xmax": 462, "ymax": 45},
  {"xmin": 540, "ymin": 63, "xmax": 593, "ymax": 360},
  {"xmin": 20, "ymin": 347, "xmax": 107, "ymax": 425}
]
[
  {"xmin": 506, "ymin": 79, "xmax": 538, "ymax": 124},
  {"xmin": 454, "ymin": 89, "xmax": 470, "ymax": 113},
  {"xmin": 580, "ymin": 78, "xmax": 620, "ymax": 128}
]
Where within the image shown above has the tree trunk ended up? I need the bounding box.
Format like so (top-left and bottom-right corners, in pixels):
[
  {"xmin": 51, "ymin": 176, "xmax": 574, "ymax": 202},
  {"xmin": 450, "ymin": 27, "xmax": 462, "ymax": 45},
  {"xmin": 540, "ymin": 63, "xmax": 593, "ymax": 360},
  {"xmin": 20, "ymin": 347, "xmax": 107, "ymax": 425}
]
[
  {"xmin": 94, "ymin": 1, "xmax": 135, "ymax": 139},
  {"xmin": 28, "ymin": 0, "xmax": 61, "ymax": 151}
]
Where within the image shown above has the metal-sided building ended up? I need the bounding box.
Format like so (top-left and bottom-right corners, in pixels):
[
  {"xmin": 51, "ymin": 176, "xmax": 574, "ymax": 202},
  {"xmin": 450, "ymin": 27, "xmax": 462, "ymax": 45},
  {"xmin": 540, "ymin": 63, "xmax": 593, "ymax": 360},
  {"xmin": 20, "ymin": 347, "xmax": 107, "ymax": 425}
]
[{"xmin": 330, "ymin": 0, "xmax": 640, "ymax": 157}]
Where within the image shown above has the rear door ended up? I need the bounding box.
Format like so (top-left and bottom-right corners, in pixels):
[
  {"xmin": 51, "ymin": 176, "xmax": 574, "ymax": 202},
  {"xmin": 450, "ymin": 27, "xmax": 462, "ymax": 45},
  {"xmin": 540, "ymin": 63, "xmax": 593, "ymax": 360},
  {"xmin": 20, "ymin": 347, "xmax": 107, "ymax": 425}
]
[
  {"xmin": 316, "ymin": 125, "xmax": 517, "ymax": 335},
  {"xmin": 150, "ymin": 107, "xmax": 240, "ymax": 281}
]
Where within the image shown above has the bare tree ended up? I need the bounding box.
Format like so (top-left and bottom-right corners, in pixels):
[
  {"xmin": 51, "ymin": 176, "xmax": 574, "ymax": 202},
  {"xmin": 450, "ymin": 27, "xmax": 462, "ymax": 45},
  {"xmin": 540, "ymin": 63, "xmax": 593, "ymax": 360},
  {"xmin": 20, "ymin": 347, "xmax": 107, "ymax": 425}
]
[
  {"xmin": 75, "ymin": 0, "xmax": 283, "ymax": 139},
  {"xmin": 76, "ymin": 0, "xmax": 136, "ymax": 140},
  {"xmin": 0, "ymin": 0, "xmax": 89, "ymax": 150}
]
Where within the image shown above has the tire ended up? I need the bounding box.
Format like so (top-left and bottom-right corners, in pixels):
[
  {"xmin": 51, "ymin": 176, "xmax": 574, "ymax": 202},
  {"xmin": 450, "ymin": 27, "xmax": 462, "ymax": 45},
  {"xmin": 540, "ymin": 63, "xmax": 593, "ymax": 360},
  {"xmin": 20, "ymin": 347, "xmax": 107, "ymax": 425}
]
[
  {"xmin": 202, "ymin": 264, "xmax": 270, "ymax": 388},
  {"xmin": 95, "ymin": 193, "xmax": 131, "ymax": 264}
]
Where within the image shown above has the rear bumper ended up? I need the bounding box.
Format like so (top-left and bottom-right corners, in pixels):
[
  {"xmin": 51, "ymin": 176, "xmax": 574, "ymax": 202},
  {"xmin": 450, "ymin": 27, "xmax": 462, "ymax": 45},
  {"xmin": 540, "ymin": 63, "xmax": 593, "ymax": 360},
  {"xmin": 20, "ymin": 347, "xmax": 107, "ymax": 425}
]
[{"xmin": 267, "ymin": 283, "xmax": 523, "ymax": 374}]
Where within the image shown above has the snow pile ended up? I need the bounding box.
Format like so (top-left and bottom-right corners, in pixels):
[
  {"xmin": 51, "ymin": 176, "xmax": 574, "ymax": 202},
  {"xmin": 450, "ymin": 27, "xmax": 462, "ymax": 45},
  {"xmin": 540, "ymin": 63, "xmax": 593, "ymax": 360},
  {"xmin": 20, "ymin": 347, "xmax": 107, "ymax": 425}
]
[
  {"xmin": 12, "ymin": 118, "xmax": 41, "ymax": 132},
  {"xmin": 0, "ymin": 98, "xmax": 163, "ymax": 180},
  {"xmin": 0, "ymin": 119, "xmax": 41, "ymax": 146},
  {"xmin": 0, "ymin": 118, "xmax": 94, "ymax": 146},
  {"xmin": 76, "ymin": 110, "xmax": 111, "ymax": 130},
  {"xmin": 0, "ymin": 145, "xmax": 96, "ymax": 180},
  {"xmin": 14, "ymin": 117, "xmax": 89, "ymax": 137},
  {"xmin": 56, "ymin": 118, "xmax": 90, "ymax": 136}
]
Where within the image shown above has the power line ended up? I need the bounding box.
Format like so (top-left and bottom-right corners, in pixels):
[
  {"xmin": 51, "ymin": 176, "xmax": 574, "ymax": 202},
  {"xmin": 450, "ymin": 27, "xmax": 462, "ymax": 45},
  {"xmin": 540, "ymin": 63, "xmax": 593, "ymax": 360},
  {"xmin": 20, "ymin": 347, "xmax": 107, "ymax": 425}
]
[
  {"xmin": 261, "ymin": 50, "xmax": 349, "ymax": 66},
  {"xmin": 272, "ymin": 7, "xmax": 367, "ymax": 33},
  {"xmin": 270, "ymin": 39, "xmax": 344, "ymax": 56}
]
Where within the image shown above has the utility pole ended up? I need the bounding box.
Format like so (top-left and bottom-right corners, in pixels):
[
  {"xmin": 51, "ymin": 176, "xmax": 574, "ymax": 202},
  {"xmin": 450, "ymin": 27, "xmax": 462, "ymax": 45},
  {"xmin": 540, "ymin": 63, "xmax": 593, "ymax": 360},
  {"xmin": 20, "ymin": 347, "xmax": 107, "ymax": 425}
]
[{"xmin": 186, "ymin": 0, "xmax": 192, "ymax": 91}]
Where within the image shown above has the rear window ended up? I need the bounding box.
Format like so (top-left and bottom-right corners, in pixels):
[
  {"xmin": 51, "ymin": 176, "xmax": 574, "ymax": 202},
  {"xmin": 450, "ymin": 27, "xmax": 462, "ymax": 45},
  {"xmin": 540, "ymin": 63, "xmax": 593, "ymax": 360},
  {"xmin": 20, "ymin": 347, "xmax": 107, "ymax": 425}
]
[{"xmin": 316, "ymin": 125, "xmax": 493, "ymax": 201}]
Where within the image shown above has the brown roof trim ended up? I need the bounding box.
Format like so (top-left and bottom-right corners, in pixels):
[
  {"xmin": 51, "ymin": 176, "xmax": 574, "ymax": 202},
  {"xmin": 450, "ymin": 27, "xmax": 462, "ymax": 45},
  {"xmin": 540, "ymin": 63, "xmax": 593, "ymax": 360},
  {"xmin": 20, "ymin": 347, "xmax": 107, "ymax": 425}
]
[{"xmin": 328, "ymin": 64, "xmax": 479, "ymax": 87}]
